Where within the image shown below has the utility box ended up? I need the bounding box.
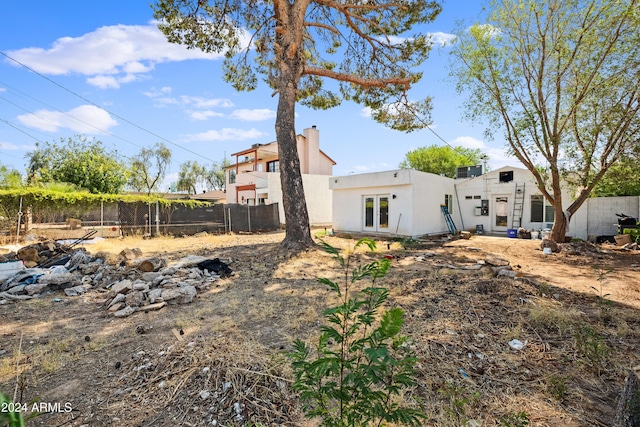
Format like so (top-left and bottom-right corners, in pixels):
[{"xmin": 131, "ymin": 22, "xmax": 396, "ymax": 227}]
[
  {"xmin": 480, "ymin": 199, "xmax": 489, "ymax": 216},
  {"xmin": 474, "ymin": 206, "xmax": 482, "ymax": 216}
]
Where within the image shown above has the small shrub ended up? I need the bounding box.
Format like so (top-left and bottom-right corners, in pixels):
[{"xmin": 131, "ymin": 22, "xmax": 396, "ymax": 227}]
[
  {"xmin": 499, "ymin": 411, "xmax": 530, "ymax": 427},
  {"xmin": 590, "ymin": 265, "xmax": 613, "ymax": 322},
  {"xmin": 574, "ymin": 325, "xmax": 611, "ymax": 373},
  {"xmin": 1, "ymin": 392, "xmax": 25, "ymax": 427},
  {"xmin": 546, "ymin": 375, "xmax": 569, "ymax": 401},
  {"xmin": 528, "ymin": 305, "xmax": 578, "ymax": 336},
  {"xmin": 290, "ymin": 238, "xmax": 424, "ymax": 427},
  {"xmin": 438, "ymin": 380, "xmax": 480, "ymax": 426}
]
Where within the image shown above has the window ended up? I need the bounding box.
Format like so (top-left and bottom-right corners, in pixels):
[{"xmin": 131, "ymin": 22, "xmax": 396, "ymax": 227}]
[
  {"xmin": 530, "ymin": 195, "xmax": 554, "ymax": 223},
  {"xmin": 444, "ymin": 194, "xmax": 453, "ymax": 213},
  {"xmin": 267, "ymin": 160, "xmax": 279, "ymax": 172},
  {"xmin": 229, "ymin": 169, "xmax": 236, "ymax": 184},
  {"xmin": 465, "ymin": 195, "xmax": 472, "ymax": 200},
  {"xmin": 499, "ymin": 171, "xmax": 514, "ymax": 182}
]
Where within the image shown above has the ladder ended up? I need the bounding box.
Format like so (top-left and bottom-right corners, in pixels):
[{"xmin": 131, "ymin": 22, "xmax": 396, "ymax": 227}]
[
  {"xmin": 512, "ymin": 183, "xmax": 525, "ymax": 229},
  {"xmin": 440, "ymin": 204, "xmax": 458, "ymax": 235}
]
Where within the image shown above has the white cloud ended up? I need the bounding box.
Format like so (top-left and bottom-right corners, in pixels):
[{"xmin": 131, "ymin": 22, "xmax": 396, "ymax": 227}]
[
  {"xmin": 183, "ymin": 128, "xmax": 264, "ymax": 142},
  {"xmin": 180, "ymin": 96, "xmax": 234, "ymax": 109},
  {"xmin": 190, "ymin": 110, "xmax": 225, "ymax": 121},
  {"xmin": 17, "ymin": 105, "xmax": 118, "ymax": 133},
  {"xmin": 360, "ymin": 107, "xmax": 373, "ymax": 118},
  {"xmin": 87, "ymin": 75, "xmax": 120, "ymax": 89},
  {"xmin": 450, "ymin": 136, "xmax": 486, "ymax": 149},
  {"xmin": 5, "ymin": 23, "xmax": 225, "ymax": 88},
  {"xmin": 229, "ymin": 109, "xmax": 276, "ymax": 121},
  {"xmin": 428, "ymin": 32, "xmax": 456, "ymax": 47},
  {"xmin": 143, "ymin": 86, "xmax": 173, "ymax": 98},
  {"xmin": 0, "ymin": 141, "xmax": 36, "ymax": 151}
]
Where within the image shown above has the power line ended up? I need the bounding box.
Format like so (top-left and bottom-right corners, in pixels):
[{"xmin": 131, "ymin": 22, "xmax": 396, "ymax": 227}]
[
  {"xmin": 0, "ymin": 50, "xmax": 216, "ymax": 163},
  {"xmin": 0, "ymin": 81, "xmax": 146, "ymax": 151}
]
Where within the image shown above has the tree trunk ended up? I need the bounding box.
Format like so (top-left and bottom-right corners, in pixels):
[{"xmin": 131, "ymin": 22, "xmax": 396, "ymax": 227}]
[
  {"xmin": 135, "ymin": 257, "xmax": 167, "ymax": 272},
  {"xmin": 550, "ymin": 208, "xmax": 568, "ymax": 243},
  {"xmin": 614, "ymin": 369, "xmax": 640, "ymax": 426},
  {"xmin": 274, "ymin": 3, "xmax": 314, "ymax": 252}
]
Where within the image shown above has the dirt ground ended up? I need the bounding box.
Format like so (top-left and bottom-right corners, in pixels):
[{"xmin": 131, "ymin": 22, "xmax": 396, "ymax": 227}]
[{"xmin": 1, "ymin": 231, "xmax": 639, "ymax": 426}]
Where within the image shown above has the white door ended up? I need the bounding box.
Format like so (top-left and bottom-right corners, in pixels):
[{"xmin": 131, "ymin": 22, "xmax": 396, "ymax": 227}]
[
  {"xmin": 494, "ymin": 195, "xmax": 509, "ymax": 231},
  {"xmin": 363, "ymin": 195, "xmax": 389, "ymax": 232}
]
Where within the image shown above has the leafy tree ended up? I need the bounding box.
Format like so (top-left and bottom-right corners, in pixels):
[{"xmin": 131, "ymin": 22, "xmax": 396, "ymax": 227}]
[
  {"xmin": 153, "ymin": 0, "xmax": 442, "ymax": 250},
  {"xmin": 291, "ymin": 239, "xmax": 424, "ymax": 426},
  {"xmin": 26, "ymin": 136, "xmax": 129, "ymax": 194},
  {"xmin": 399, "ymin": 145, "xmax": 485, "ymax": 177},
  {"xmin": 128, "ymin": 143, "xmax": 172, "ymax": 195},
  {"xmin": 0, "ymin": 164, "xmax": 22, "ymax": 188},
  {"xmin": 204, "ymin": 157, "xmax": 231, "ymax": 191},
  {"xmin": 450, "ymin": 0, "xmax": 640, "ymax": 242},
  {"xmin": 176, "ymin": 160, "xmax": 205, "ymax": 194},
  {"xmin": 593, "ymin": 146, "xmax": 640, "ymax": 197}
]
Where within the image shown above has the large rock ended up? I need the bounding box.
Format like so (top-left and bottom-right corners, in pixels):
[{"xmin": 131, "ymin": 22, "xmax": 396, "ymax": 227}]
[
  {"xmin": 38, "ymin": 272, "xmax": 76, "ymax": 286},
  {"xmin": 110, "ymin": 279, "xmax": 133, "ymax": 295},
  {"xmin": 17, "ymin": 247, "xmax": 39, "ymax": 263},
  {"xmin": 484, "ymin": 255, "xmax": 510, "ymax": 267},
  {"xmin": 148, "ymin": 288, "xmax": 163, "ymax": 304},
  {"xmin": 541, "ymin": 239, "xmax": 560, "ymax": 253},
  {"xmin": 125, "ymin": 291, "xmax": 145, "ymax": 307},
  {"xmin": 64, "ymin": 285, "xmax": 89, "ymax": 296},
  {"xmin": 25, "ymin": 283, "xmax": 48, "ymax": 296},
  {"xmin": 161, "ymin": 285, "xmax": 197, "ymax": 304},
  {"xmin": 172, "ymin": 255, "xmax": 208, "ymax": 269},
  {"xmin": 113, "ymin": 306, "xmax": 138, "ymax": 317},
  {"xmin": 108, "ymin": 293, "xmax": 126, "ymax": 308},
  {"xmin": 142, "ymin": 272, "xmax": 163, "ymax": 283}
]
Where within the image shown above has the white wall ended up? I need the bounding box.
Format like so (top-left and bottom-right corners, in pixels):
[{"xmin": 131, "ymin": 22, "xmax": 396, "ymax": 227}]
[
  {"xmin": 267, "ymin": 173, "xmax": 333, "ymax": 226},
  {"xmin": 456, "ymin": 166, "xmax": 578, "ymax": 234},
  {"xmin": 330, "ymin": 169, "xmax": 458, "ymax": 237},
  {"xmin": 570, "ymin": 196, "xmax": 640, "ymax": 240}
]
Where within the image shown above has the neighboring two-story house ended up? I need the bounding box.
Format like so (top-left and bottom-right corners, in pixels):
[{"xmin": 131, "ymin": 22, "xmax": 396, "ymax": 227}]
[{"xmin": 225, "ymin": 126, "xmax": 336, "ymax": 226}]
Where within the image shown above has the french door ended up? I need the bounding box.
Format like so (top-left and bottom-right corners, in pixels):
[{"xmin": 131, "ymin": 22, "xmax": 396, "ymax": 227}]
[
  {"xmin": 363, "ymin": 195, "xmax": 389, "ymax": 232},
  {"xmin": 494, "ymin": 195, "xmax": 509, "ymax": 231}
]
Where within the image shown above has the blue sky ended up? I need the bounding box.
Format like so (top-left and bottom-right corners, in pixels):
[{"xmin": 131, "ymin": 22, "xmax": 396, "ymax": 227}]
[{"xmin": 0, "ymin": 0, "xmax": 519, "ymax": 189}]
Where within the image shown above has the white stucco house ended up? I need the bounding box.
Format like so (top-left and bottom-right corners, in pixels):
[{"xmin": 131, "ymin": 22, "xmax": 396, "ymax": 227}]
[
  {"xmin": 330, "ymin": 169, "xmax": 460, "ymax": 237},
  {"xmin": 454, "ymin": 166, "xmax": 575, "ymax": 235},
  {"xmin": 330, "ymin": 165, "xmax": 584, "ymax": 238},
  {"xmin": 225, "ymin": 126, "xmax": 335, "ymax": 226},
  {"xmin": 331, "ymin": 164, "xmax": 640, "ymax": 240}
]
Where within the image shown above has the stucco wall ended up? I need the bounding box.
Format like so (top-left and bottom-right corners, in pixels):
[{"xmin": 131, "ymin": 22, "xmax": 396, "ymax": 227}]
[
  {"xmin": 455, "ymin": 166, "xmax": 578, "ymax": 234},
  {"xmin": 570, "ymin": 196, "xmax": 640, "ymax": 240},
  {"xmin": 410, "ymin": 171, "xmax": 459, "ymax": 236},
  {"xmin": 330, "ymin": 169, "xmax": 458, "ymax": 237},
  {"xmin": 267, "ymin": 173, "xmax": 333, "ymax": 226}
]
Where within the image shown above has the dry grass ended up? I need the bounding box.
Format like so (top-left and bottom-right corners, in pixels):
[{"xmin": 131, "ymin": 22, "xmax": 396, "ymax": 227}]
[{"xmin": 0, "ymin": 232, "xmax": 639, "ymax": 426}]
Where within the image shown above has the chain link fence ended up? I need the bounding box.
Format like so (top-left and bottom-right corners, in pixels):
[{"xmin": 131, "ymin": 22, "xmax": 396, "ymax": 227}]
[
  {"xmin": 119, "ymin": 202, "xmax": 280, "ymax": 237},
  {"xmin": 0, "ymin": 200, "xmax": 280, "ymax": 242}
]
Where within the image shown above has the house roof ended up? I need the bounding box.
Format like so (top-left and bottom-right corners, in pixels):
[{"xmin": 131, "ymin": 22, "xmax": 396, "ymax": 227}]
[
  {"xmin": 227, "ymin": 133, "xmax": 336, "ymax": 167},
  {"xmin": 190, "ymin": 190, "xmax": 226, "ymax": 201},
  {"xmin": 230, "ymin": 142, "xmax": 278, "ymax": 158}
]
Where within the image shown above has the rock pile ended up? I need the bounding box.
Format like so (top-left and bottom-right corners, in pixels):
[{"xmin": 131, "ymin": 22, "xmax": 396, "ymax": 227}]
[{"xmin": 0, "ymin": 242, "xmax": 232, "ymax": 317}]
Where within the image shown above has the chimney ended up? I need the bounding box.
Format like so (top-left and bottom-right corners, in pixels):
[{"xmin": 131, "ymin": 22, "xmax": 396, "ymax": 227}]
[{"xmin": 303, "ymin": 126, "xmax": 320, "ymax": 174}]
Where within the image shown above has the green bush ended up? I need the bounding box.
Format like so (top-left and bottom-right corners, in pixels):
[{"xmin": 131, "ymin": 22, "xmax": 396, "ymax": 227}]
[
  {"xmin": 1, "ymin": 392, "xmax": 25, "ymax": 427},
  {"xmin": 290, "ymin": 238, "xmax": 424, "ymax": 427}
]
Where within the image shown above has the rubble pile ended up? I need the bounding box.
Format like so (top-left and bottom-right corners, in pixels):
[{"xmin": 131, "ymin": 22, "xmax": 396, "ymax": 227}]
[{"xmin": 0, "ymin": 242, "xmax": 232, "ymax": 317}]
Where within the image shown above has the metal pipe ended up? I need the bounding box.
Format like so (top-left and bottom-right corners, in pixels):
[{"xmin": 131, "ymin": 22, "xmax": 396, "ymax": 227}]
[{"xmin": 15, "ymin": 197, "xmax": 23, "ymax": 243}]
